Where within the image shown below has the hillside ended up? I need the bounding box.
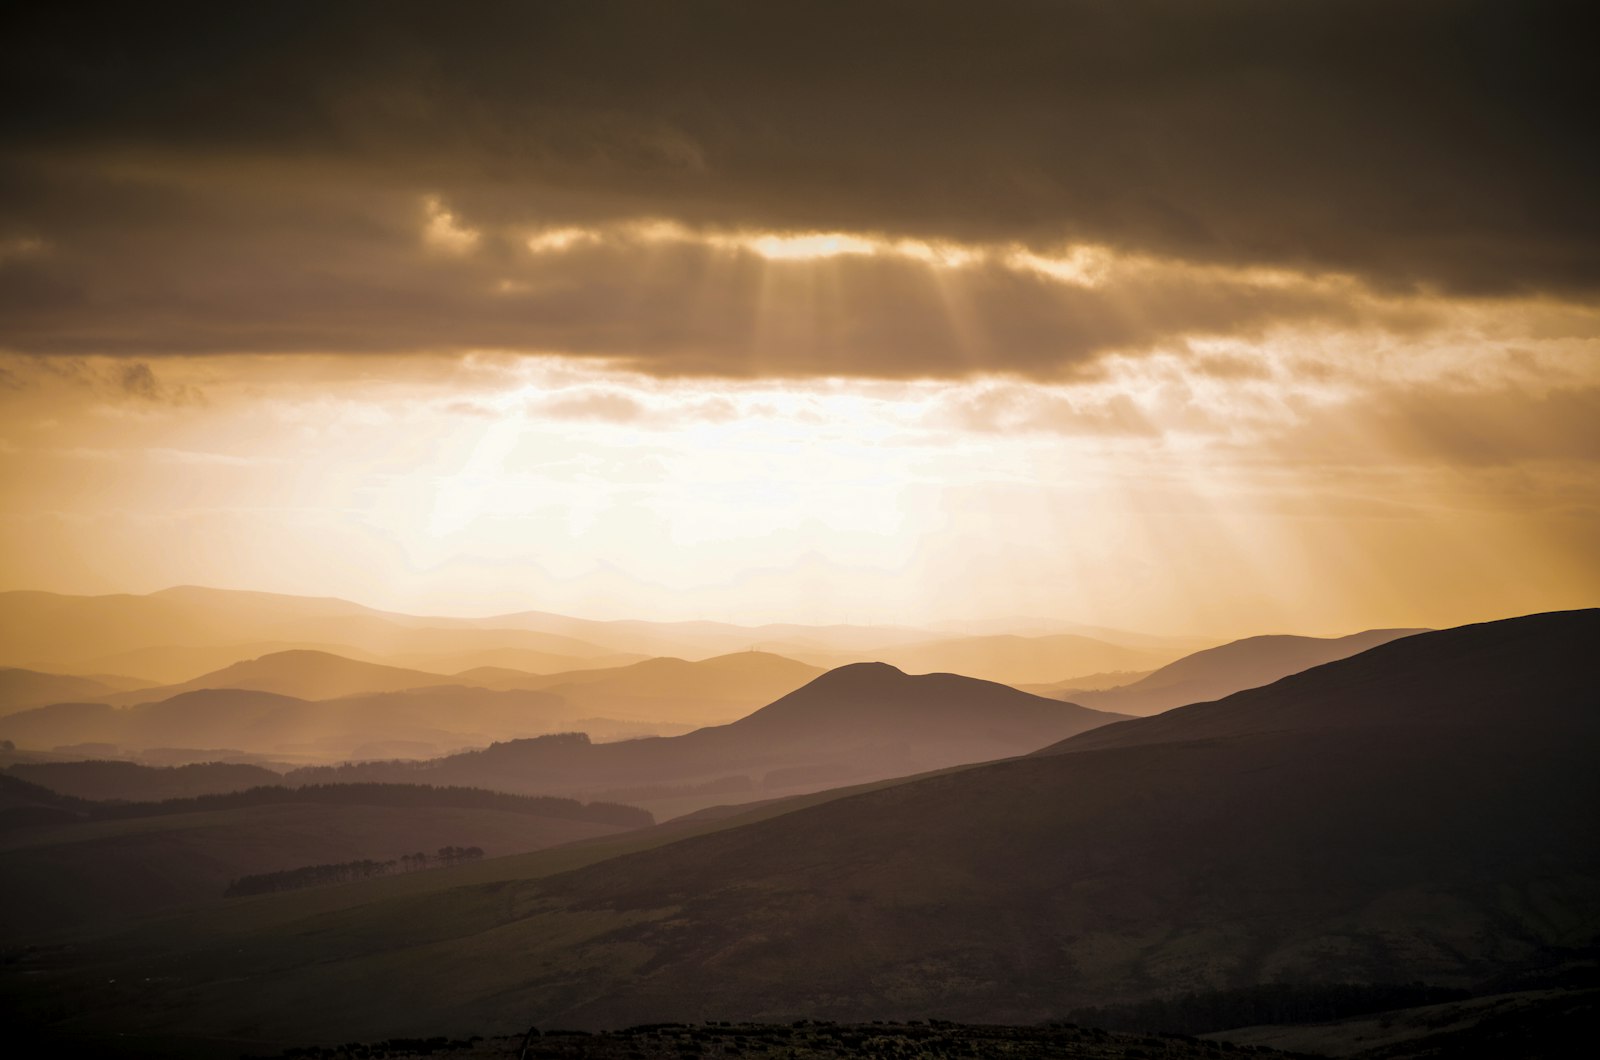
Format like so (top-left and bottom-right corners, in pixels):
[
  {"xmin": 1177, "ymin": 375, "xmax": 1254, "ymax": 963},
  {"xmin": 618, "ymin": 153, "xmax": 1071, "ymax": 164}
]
[
  {"xmin": 0, "ymin": 667, "xmax": 154, "ymax": 717},
  {"xmin": 7, "ymin": 759, "xmax": 285, "ymax": 801},
  {"xmin": 21, "ymin": 610, "xmax": 1589, "ymax": 1044},
  {"xmin": 101, "ymin": 649, "xmax": 457, "ymax": 705},
  {"xmin": 0, "ymin": 685, "xmax": 572, "ymax": 762},
  {"xmin": 1051, "ymin": 628, "xmax": 1427, "ymax": 716},
  {"xmin": 0, "ymin": 782, "xmax": 652, "ymax": 935},
  {"xmin": 479, "ymin": 651, "xmax": 827, "ymax": 726},
  {"xmin": 286, "ymin": 663, "xmax": 1127, "ymax": 814}
]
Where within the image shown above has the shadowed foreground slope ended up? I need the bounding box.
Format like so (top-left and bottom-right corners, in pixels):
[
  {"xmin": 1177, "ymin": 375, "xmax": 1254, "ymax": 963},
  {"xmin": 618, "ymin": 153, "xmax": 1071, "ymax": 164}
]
[{"xmin": 10, "ymin": 610, "xmax": 1594, "ymax": 1049}]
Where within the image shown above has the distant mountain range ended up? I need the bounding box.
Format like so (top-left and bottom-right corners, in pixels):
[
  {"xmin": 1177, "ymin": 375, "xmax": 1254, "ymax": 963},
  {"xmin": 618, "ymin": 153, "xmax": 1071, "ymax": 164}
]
[
  {"xmin": 0, "ymin": 684, "xmax": 627, "ymax": 763},
  {"xmin": 286, "ymin": 663, "xmax": 1129, "ymax": 813},
  {"xmin": 793, "ymin": 633, "xmax": 1172, "ymax": 686},
  {"xmin": 0, "ymin": 586, "xmax": 1200, "ymax": 688},
  {"xmin": 0, "ymin": 650, "xmax": 829, "ymax": 760},
  {"xmin": 0, "ymin": 667, "xmax": 157, "ymax": 717},
  {"xmin": 6, "ymin": 609, "xmax": 1594, "ymax": 1051},
  {"xmin": 447, "ymin": 651, "xmax": 825, "ymax": 725}
]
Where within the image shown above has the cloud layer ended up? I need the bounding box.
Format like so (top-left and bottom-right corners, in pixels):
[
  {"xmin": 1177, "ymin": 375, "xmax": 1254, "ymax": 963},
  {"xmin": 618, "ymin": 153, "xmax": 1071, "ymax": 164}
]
[{"xmin": 1, "ymin": 1, "xmax": 1595, "ymax": 376}]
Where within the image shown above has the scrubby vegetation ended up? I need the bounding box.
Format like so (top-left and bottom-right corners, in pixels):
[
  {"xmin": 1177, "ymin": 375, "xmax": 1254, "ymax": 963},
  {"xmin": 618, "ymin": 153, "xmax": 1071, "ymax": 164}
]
[
  {"xmin": 253, "ymin": 1021, "xmax": 1299, "ymax": 1059},
  {"xmin": 225, "ymin": 846, "xmax": 487, "ymax": 897},
  {"xmin": 1064, "ymin": 982, "xmax": 1473, "ymax": 1036}
]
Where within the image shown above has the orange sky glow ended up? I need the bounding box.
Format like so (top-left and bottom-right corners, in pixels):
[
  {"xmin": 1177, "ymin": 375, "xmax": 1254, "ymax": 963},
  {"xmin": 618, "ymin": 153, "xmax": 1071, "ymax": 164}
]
[{"xmin": 2, "ymin": 4, "xmax": 1595, "ymax": 638}]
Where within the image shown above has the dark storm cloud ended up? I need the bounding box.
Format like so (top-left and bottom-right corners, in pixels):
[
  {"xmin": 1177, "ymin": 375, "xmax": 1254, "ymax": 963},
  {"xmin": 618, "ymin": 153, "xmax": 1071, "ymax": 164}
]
[
  {"xmin": 0, "ymin": 192, "xmax": 1408, "ymax": 377},
  {"xmin": 0, "ymin": 1, "xmax": 1594, "ymax": 373}
]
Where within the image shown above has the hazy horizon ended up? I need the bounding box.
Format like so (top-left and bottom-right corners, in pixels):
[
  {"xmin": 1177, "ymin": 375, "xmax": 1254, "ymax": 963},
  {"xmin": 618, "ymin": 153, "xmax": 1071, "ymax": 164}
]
[{"xmin": 0, "ymin": 578, "xmax": 1520, "ymax": 642}]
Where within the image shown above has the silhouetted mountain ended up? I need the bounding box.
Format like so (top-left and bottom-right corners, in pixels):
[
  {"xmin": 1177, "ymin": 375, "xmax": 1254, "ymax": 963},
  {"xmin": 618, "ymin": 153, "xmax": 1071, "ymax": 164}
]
[
  {"xmin": 0, "ymin": 685, "xmax": 571, "ymax": 761},
  {"xmin": 81, "ymin": 610, "xmax": 1592, "ymax": 1040},
  {"xmin": 793, "ymin": 634, "xmax": 1173, "ymax": 685},
  {"xmin": 1048, "ymin": 627, "xmax": 1428, "ymax": 716},
  {"xmin": 928, "ymin": 616, "xmax": 1218, "ymax": 655},
  {"xmin": 476, "ymin": 651, "xmax": 826, "ymax": 725},
  {"xmin": 0, "ymin": 587, "xmax": 627, "ymax": 676},
  {"xmin": 0, "ymin": 667, "xmax": 154, "ymax": 717},
  {"xmin": 404, "ymin": 647, "xmax": 648, "ymax": 676},
  {"xmin": 0, "ymin": 771, "xmax": 93, "ymax": 828},
  {"xmin": 7, "ymin": 759, "xmax": 285, "ymax": 801},
  {"xmin": 100, "ymin": 649, "xmax": 458, "ymax": 705},
  {"xmin": 285, "ymin": 662, "xmax": 1128, "ymax": 812},
  {"xmin": 82, "ymin": 641, "xmax": 389, "ymax": 684}
]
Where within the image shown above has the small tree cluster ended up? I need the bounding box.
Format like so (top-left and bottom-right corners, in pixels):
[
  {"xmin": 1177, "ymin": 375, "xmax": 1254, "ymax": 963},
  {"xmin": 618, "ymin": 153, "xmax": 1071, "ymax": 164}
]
[
  {"xmin": 228, "ymin": 845, "xmax": 486, "ymax": 896},
  {"xmin": 226, "ymin": 858, "xmax": 397, "ymax": 896}
]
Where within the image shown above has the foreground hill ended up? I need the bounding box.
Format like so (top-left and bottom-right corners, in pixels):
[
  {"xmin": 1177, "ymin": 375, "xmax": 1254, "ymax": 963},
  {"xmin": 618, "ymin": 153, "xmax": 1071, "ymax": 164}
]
[
  {"xmin": 288, "ymin": 663, "xmax": 1128, "ymax": 814},
  {"xmin": 1049, "ymin": 628, "xmax": 1427, "ymax": 716},
  {"xmin": 24, "ymin": 610, "xmax": 1591, "ymax": 1045},
  {"xmin": 497, "ymin": 609, "xmax": 1592, "ymax": 1028},
  {"xmin": 0, "ymin": 779, "xmax": 650, "ymax": 935}
]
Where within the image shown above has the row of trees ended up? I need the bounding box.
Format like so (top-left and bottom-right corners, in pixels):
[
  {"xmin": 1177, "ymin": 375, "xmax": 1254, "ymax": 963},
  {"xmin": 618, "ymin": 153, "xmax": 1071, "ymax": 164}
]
[
  {"xmin": 225, "ymin": 845, "xmax": 486, "ymax": 897},
  {"xmin": 400, "ymin": 846, "xmax": 486, "ymax": 871}
]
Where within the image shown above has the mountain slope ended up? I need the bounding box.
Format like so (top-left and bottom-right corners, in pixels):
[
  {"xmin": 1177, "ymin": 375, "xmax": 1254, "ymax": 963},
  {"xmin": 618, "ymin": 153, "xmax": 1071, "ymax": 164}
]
[
  {"xmin": 0, "ymin": 667, "xmax": 153, "ymax": 717},
  {"xmin": 500, "ymin": 609, "xmax": 1594, "ymax": 1027},
  {"xmin": 287, "ymin": 663, "xmax": 1128, "ymax": 812},
  {"xmin": 0, "ymin": 685, "xmax": 572, "ymax": 762},
  {"xmin": 457, "ymin": 651, "xmax": 825, "ymax": 725},
  {"xmin": 792, "ymin": 634, "xmax": 1171, "ymax": 686},
  {"xmin": 0, "ymin": 783, "xmax": 652, "ymax": 935},
  {"xmin": 102, "ymin": 649, "xmax": 456, "ymax": 705},
  {"xmin": 7, "ymin": 759, "xmax": 285, "ymax": 801},
  {"xmin": 42, "ymin": 609, "xmax": 1592, "ymax": 1043},
  {"xmin": 1036, "ymin": 613, "xmax": 1569, "ymax": 755},
  {"xmin": 1051, "ymin": 627, "xmax": 1428, "ymax": 716}
]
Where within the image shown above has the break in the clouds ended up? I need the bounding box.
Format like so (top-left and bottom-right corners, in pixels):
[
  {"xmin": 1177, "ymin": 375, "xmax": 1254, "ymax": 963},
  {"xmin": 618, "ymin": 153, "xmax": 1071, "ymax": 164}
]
[{"xmin": 2, "ymin": 1, "xmax": 1596, "ymax": 376}]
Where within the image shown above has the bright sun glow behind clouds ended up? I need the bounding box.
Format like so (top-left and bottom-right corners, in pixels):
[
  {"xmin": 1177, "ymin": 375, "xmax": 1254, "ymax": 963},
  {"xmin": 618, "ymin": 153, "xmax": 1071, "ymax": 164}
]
[{"xmin": 1, "ymin": 338, "xmax": 1595, "ymax": 635}]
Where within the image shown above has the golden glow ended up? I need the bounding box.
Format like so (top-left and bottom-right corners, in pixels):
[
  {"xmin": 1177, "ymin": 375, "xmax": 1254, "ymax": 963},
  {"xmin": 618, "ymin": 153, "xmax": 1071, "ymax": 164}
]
[
  {"xmin": 422, "ymin": 194, "xmax": 480, "ymax": 253},
  {"xmin": 524, "ymin": 226, "xmax": 594, "ymax": 254},
  {"xmin": 1, "ymin": 330, "xmax": 1595, "ymax": 636},
  {"xmin": 3, "ymin": 208, "xmax": 1596, "ymax": 637},
  {"xmin": 518, "ymin": 217, "xmax": 1092, "ymax": 276}
]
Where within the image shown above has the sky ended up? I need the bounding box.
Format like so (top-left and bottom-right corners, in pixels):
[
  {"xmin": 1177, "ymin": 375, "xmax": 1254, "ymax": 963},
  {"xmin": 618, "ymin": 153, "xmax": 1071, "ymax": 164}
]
[{"xmin": 1, "ymin": 1, "xmax": 1596, "ymax": 636}]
